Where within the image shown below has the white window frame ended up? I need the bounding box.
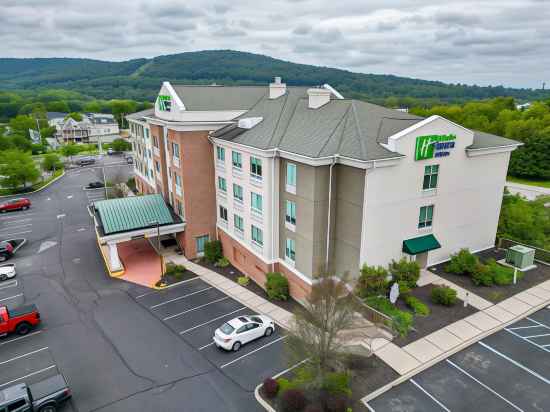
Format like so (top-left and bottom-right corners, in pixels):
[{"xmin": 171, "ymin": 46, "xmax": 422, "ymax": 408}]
[{"xmin": 286, "ymin": 163, "xmax": 297, "ymax": 194}]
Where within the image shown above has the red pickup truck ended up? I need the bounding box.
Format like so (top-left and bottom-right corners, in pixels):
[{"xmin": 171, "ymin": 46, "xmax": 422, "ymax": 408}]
[{"xmin": 0, "ymin": 304, "xmax": 41, "ymax": 337}]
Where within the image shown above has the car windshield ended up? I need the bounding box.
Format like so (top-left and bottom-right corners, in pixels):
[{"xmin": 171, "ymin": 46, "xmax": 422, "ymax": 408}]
[{"xmin": 220, "ymin": 323, "xmax": 235, "ymax": 335}]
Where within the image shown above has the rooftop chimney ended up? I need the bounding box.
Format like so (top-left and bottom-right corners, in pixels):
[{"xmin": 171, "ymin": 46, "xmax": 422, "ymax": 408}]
[
  {"xmin": 269, "ymin": 76, "xmax": 286, "ymax": 99},
  {"xmin": 307, "ymin": 87, "xmax": 331, "ymax": 109}
]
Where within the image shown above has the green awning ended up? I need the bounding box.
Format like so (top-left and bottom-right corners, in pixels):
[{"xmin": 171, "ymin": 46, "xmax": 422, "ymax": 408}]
[{"xmin": 402, "ymin": 234, "xmax": 441, "ymax": 255}]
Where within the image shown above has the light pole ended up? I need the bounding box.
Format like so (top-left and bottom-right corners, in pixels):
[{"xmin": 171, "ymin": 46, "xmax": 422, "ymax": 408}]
[{"xmin": 149, "ymin": 220, "xmax": 164, "ymax": 283}]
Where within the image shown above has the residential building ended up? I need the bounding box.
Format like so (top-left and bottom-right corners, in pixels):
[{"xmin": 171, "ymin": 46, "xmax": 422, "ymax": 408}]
[
  {"xmin": 127, "ymin": 78, "xmax": 520, "ymax": 300},
  {"xmin": 53, "ymin": 112, "xmax": 120, "ymax": 144}
]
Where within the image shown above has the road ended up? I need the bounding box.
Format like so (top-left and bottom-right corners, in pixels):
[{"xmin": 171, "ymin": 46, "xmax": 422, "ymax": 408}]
[
  {"xmin": 0, "ymin": 156, "xmax": 274, "ymax": 412},
  {"xmin": 506, "ymin": 181, "xmax": 550, "ymax": 201}
]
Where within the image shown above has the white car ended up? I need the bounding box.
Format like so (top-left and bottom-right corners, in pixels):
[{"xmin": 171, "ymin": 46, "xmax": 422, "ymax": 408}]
[
  {"xmin": 0, "ymin": 264, "xmax": 16, "ymax": 281},
  {"xmin": 213, "ymin": 315, "xmax": 275, "ymax": 351}
]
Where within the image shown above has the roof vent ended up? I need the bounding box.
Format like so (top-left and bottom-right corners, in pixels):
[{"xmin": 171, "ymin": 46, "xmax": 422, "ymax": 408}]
[
  {"xmin": 269, "ymin": 76, "xmax": 286, "ymax": 99},
  {"xmin": 238, "ymin": 117, "xmax": 263, "ymax": 129},
  {"xmin": 307, "ymin": 88, "xmax": 331, "ymax": 109}
]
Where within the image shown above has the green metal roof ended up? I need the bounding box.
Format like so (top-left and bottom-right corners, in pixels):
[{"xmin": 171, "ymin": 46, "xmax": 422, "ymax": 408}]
[
  {"xmin": 94, "ymin": 194, "xmax": 174, "ymax": 235},
  {"xmin": 402, "ymin": 234, "xmax": 441, "ymax": 255}
]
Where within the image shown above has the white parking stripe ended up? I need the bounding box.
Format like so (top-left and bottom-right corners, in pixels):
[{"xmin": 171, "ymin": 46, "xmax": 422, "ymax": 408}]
[
  {"xmin": 0, "ymin": 347, "xmax": 49, "ymax": 367},
  {"xmin": 150, "ymin": 287, "xmax": 213, "ymax": 309},
  {"xmin": 0, "ymin": 365, "xmax": 56, "ymax": 388},
  {"xmin": 523, "ymin": 333, "xmax": 550, "ymax": 339},
  {"xmin": 409, "ymin": 379, "xmax": 451, "ymax": 412},
  {"xmin": 198, "ymin": 342, "xmax": 215, "ymax": 351},
  {"xmin": 220, "ymin": 336, "xmax": 287, "ymax": 369},
  {"xmin": 478, "ymin": 341, "xmax": 550, "ymax": 384},
  {"xmin": 134, "ymin": 277, "xmax": 200, "ymax": 299},
  {"xmin": 508, "ymin": 325, "xmax": 541, "ymax": 331},
  {"xmin": 163, "ymin": 297, "xmax": 229, "ymax": 321},
  {"xmin": 1, "ymin": 223, "xmax": 31, "ymax": 228},
  {"xmin": 446, "ymin": 359, "xmax": 524, "ymax": 411},
  {"xmin": 3, "ymin": 219, "xmax": 32, "ymax": 225},
  {"xmin": 0, "ymin": 280, "xmax": 18, "ymax": 290},
  {"xmin": 0, "ymin": 331, "xmax": 42, "ymax": 346},
  {"xmin": 179, "ymin": 307, "xmax": 247, "ymax": 334},
  {"xmin": 0, "ymin": 293, "xmax": 23, "ymax": 303},
  {"xmin": 364, "ymin": 403, "xmax": 376, "ymax": 412},
  {"xmin": 0, "ymin": 230, "xmax": 31, "ymax": 237},
  {"xmin": 0, "ymin": 213, "xmax": 35, "ymax": 220},
  {"xmin": 526, "ymin": 317, "xmax": 550, "ymax": 329},
  {"xmin": 505, "ymin": 328, "xmax": 550, "ymax": 354}
]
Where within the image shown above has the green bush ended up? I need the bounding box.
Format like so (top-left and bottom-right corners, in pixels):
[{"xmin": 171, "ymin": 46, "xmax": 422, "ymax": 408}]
[
  {"xmin": 389, "ymin": 258, "xmax": 420, "ymax": 289},
  {"xmin": 204, "ymin": 240, "xmax": 222, "ymax": 263},
  {"xmin": 446, "ymin": 249, "xmax": 479, "ymax": 275},
  {"xmin": 356, "ymin": 264, "xmax": 388, "ymax": 298},
  {"xmin": 392, "ymin": 311, "xmax": 414, "ymax": 337},
  {"xmin": 472, "ymin": 263, "xmax": 494, "ymax": 286},
  {"xmin": 365, "ymin": 296, "xmax": 413, "ymax": 336},
  {"xmin": 322, "ymin": 372, "xmax": 352, "ymax": 397},
  {"xmin": 165, "ymin": 263, "xmax": 186, "ymax": 276},
  {"xmin": 215, "ymin": 256, "xmax": 230, "ymax": 268},
  {"xmin": 237, "ymin": 276, "xmax": 249, "ymax": 286},
  {"xmin": 276, "ymin": 378, "xmax": 297, "ymax": 394},
  {"xmin": 486, "ymin": 258, "xmax": 520, "ymax": 286},
  {"xmin": 431, "ymin": 286, "xmax": 458, "ymax": 306},
  {"xmin": 42, "ymin": 153, "xmax": 63, "ymax": 171},
  {"xmin": 403, "ymin": 295, "xmax": 430, "ymax": 316},
  {"xmin": 266, "ymin": 272, "xmax": 289, "ymax": 300}
]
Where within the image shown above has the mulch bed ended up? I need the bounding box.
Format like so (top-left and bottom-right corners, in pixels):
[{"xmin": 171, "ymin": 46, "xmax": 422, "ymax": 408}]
[
  {"xmin": 429, "ymin": 248, "xmax": 550, "ymax": 303},
  {"xmin": 393, "ymin": 284, "xmax": 478, "ymax": 347},
  {"xmin": 258, "ymin": 355, "xmax": 398, "ymax": 412},
  {"xmin": 195, "ymin": 260, "xmax": 303, "ymax": 315},
  {"xmin": 161, "ymin": 268, "xmax": 197, "ymax": 286}
]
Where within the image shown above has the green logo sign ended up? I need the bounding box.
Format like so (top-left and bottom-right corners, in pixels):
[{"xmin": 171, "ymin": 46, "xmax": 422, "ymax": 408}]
[
  {"xmin": 157, "ymin": 95, "xmax": 171, "ymax": 111},
  {"xmin": 415, "ymin": 134, "xmax": 456, "ymax": 161}
]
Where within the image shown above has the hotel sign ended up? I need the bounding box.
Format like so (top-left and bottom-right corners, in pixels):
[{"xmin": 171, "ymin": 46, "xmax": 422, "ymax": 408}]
[
  {"xmin": 157, "ymin": 95, "xmax": 171, "ymax": 111},
  {"xmin": 415, "ymin": 134, "xmax": 456, "ymax": 161}
]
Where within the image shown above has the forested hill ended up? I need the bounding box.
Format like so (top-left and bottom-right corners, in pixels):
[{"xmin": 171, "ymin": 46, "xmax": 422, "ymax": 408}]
[{"xmin": 1, "ymin": 50, "xmax": 548, "ymax": 104}]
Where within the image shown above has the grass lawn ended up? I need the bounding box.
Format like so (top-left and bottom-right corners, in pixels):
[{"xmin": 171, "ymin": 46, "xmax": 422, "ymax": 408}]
[
  {"xmin": 507, "ymin": 176, "xmax": 550, "ymax": 189},
  {"xmin": 0, "ymin": 169, "xmax": 64, "ymax": 196}
]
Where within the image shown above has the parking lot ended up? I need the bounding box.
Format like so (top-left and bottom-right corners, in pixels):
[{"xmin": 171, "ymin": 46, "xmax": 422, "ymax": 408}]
[
  {"xmin": 131, "ymin": 276, "xmax": 291, "ymax": 391},
  {"xmin": 367, "ymin": 306, "xmax": 550, "ymax": 412}
]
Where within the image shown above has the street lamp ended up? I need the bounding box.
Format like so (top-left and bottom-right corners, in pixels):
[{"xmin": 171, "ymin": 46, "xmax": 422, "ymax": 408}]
[{"xmin": 149, "ymin": 220, "xmax": 164, "ymax": 284}]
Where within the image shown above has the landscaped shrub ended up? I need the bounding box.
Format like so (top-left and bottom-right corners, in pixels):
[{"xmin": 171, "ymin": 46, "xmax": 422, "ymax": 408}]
[
  {"xmin": 324, "ymin": 394, "xmax": 349, "ymax": 412},
  {"xmin": 365, "ymin": 296, "xmax": 414, "ymax": 336},
  {"xmin": 389, "ymin": 258, "xmax": 420, "ymax": 289},
  {"xmin": 164, "ymin": 263, "xmax": 186, "ymax": 280},
  {"xmin": 237, "ymin": 276, "xmax": 249, "ymax": 286},
  {"xmin": 431, "ymin": 286, "xmax": 458, "ymax": 306},
  {"xmin": 403, "ymin": 295, "xmax": 430, "ymax": 316},
  {"xmin": 277, "ymin": 378, "xmax": 295, "ymax": 394},
  {"xmin": 356, "ymin": 264, "xmax": 388, "ymax": 298},
  {"xmin": 322, "ymin": 372, "xmax": 352, "ymax": 396},
  {"xmin": 262, "ymin": 377, "xmax": 279, "ymax": 399},
  {"xmin": 266, "ymin": 272, "xmax": 289, "ymax": 300},
  {"xmin": 486, "ymin": 258, "xmax": 520, "ymax": 286},
  {"xmin": 392, "ymin": 311, "xmax": 414, "ymax": 337},
  {"xmin": 215, "ymin": 256, "xmax": 230, "ymax": 268},
  {"xmin": 204, "ymin": 240, "xmax": 222, "ymax": 263},
  {"xmin": 471, "ymin": 263, "xmax": 494, "ymax": 286},
  {"xmin": 446, "ymin": 249, "xmax": 479, "ymax": 275},
  {"xmin": 281, "ymin": 389, "xmax": 307, "ymax": 412}
]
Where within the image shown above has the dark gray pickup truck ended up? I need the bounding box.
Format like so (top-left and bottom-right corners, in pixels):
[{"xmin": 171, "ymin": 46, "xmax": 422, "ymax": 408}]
[{"xmin": 0, "ymin": 374, "xmax": 71, "ymax": 412}]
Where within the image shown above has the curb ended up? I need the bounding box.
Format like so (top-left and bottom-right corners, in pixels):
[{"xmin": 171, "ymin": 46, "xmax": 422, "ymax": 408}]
[
  {"xmin": 255, "ymin": 384, "xmax": 276, "ymax": 412},
  {"xmin": 361, "ymin": 294, "xmax": 550, "ymax": 406},
  {"xmin": 0, "ymin": 171, "xmax": 65, "ymax": 199},
  {"xmin": 151, "ymin": 275, "xmax": 200, "ymax": 290}
]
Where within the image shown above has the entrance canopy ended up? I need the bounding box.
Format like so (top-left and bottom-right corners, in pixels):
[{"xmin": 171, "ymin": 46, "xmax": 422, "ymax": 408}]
[{"xmin": 402, "ymin": 234, "xmax": 441, "ymax": 255}]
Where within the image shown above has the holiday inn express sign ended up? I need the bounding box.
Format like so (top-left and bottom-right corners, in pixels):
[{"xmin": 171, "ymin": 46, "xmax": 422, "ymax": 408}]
[
  {"xmin": 415, "ymin": 134, "xmax": 456, "ymax": 161},
  {"xmin": 157, "ymin": 95, "xmax": 171, "ymax": 111}
]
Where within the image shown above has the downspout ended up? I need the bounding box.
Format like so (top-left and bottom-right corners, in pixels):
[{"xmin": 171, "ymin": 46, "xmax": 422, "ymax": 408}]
[
  {"xmin": 271, "ymin": 150, "xmax": 278, "ymax": 272},
  {"xmin": 325, "ymin": 156, "xmax": 337, "ymax": 273}
]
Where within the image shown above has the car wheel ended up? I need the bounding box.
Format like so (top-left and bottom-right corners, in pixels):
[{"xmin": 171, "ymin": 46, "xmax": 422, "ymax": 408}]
[
  {"xmin": 0, "ymin": 274, "xmax": 7, "ymax": 281},
  {"xmin": 0, "ymin": 255, "xmax": 7, "ymax": 263},
  {"xmin": 39, "ymin": 405, "xmax": 57, "ymax": 412},
  {"xmin": 232, "ymin": 341, "xmax": 242, "ymax": 351},
  {"xmin": 264, "ymin": 327, "xmax": 274, "ymax": 337},
  {"xmin": 16, "ymin": 322, "xmax": 31, "ymax": 336}
]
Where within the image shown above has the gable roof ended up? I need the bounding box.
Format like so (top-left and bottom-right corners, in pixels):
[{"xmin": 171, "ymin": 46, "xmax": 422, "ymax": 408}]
[
  {"xmin": 171, "ymin": 85, "xmax": 268, "ymax": 111},
  {"xmin": 469, "ymin": 130, "xmax": 521, "ymax": 150}
]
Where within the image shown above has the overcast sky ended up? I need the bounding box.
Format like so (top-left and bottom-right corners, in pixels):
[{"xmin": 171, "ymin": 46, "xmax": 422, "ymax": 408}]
[{"xmin": 1, "ymin": 0, "xmax": 548, "ymax": 88}]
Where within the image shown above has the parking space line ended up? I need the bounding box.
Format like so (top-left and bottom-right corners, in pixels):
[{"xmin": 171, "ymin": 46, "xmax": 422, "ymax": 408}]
[
  {"xmin": 504, "ymin": 328, "xmax": 550, "ymax": 354},
  {"xmin": 150, "ymin": 287, "xmax": 214, "ymax": 309},
  {"xmin": 1, "ymin": 223, "xmax": 32, "ymax": 228},
  {"xmin": 198, "ymin": 342, "xmax": 215, "ymax": 351},
  {"xmin": 220, "ymin": 336, "xmax": 287, "ymax": 369},
  {"xmin": 134, "ymin": 277, "xmax": 200, "ymax": 299},
  {"xmin": 0, "ymin": 365, "xmax": 56, "ymax": 388},
  {"xmin": 0, "ymin": 331, "xmax": 41, "ymax": 346},
  {"xmin": 0, "ymin": 293, "xmax": 23, "ymax": 303},
  {"xmin": 0, "ymin": 280, "xmax": 18, "ymax": 291},
  {"xmin": 446, "ymin": 359, "xmax": 524, "ymax": 411},
  {"xmin": 0, "ymin": 230, "xmax": 32, "ymax": 237},
  {"xmin": 478, "ymin": 341, "xmax": 550, "ymax": 384},
  {"xmin": 508, "ymin": 325, "xmax": 540, "ymax": 330},
  {"xmin": 409, "ymin": 379, "xmax": 451, "ymax": 412},
  {"xmin": 523, "ymin": 333, "xmax": 550, "ymax": 339},
  {"xmin": 163, "ymin": 297, "xmax": 230, "ymax": 321},
  {"xmin": 3, "ymin": 219, "xmax": 32, "ymax": 225},
  {"xmin": 0, "ymin": 213, "xmax": 35, "ymax": 220},
  {"xmin": 364, "ymin": 403, "xmax": 376, "ymax": 412},
  {"xmin": 527, "ymin": 317, "xmax": 550, "ymax": 329},
  {"xmin": 179, "ymin": 307, "xmax": 246, "ymax": 334},
  {"xmin": 0, "ymin": 347, "xmax": 49, "ymax": 366}
]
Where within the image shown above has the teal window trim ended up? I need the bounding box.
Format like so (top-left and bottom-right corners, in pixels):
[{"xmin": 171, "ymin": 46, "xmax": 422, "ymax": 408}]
[
  {"xmin": 285, "ymin": 238, "xmax": 296, "ymax": 261},
  {"xmin": 232, "ymin": 151, "xmax": 242, "ymax": 169},
  {"xmin": 219, "ymin": 205, "xmax": 228, "ymax": 221},
  {"xmin": 218, "ymin": 176, "xmax": 227, "ymax": 192},
  {"xmin": 233, "ymin": 184, "xmax": 243, "ymax": 202},
  {"xmin": 285, "ymin": 200, "xmax": 296, "ymax": 225},
  {"xmin": 234, "ymin": 214, "xmax": 244, "ymax": 232},
  {"xmin": 419, "ymin": 205, "xmax": 434, "ymax": 228},
  {"xmin": 251, "ymin": 192, "xmax": 263, "ymax": 214},
  {"xmin": 217, "ymin": 146, "xmax": 225, "ymax": 161},
  {"xmin": 250, "ymin": 157, "xmax": 263, "ymax": 179},
  {"xmin": 423, "ymin": 165, "xmax": 439, "ymax": 190},
  {"xmin": 251, "ymin": 225, "xmax": 263, "ymax": 246},
  {"xmin": 286, "ymin": 163, "xmax": 296, "ymax": 187},
  {"xmin": 196, "ymin": 235, "xmax": 209, "ymax": 254}
]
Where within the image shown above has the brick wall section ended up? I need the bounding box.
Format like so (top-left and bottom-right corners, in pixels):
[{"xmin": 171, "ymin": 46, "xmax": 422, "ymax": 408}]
[{"xmin": 218, "ymin": 229, "xmax": 312, "ymax": 301}]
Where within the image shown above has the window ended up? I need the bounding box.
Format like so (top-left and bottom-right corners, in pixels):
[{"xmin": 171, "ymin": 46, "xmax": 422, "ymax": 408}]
[
  {"xmin": 232, "ymin": 151, "xmax": 242, "ymax": 169},
  {"xmin": 172, "ymin": 142, "xmax": 180, "ymax": 158},
  {"xmin": 8, "ymin": 399, "xmax": 27, "ymax": 411},
  {"xmin": 251, "ymin": 225, "xmax": 263, "ymax": 246},
  {"xmin": 418, "ymin": 205, "xmax": 434, "ymax": 229},
  {"xmin": 285, "ymin": 200, "xmax": 296, "ymax": 225},
  {"xmin": 286, "ymin": 238, "xmax": 296, "ymax": 262},
  {"xmin": 233, "ymin": 184, "xmax": 243, "ymax": 202},
  {"xmin": 423, "ymin": 165, "xmax": 439, "ymax": 190},
  {"xmin": 175, "ymin": 174, "xmax": 182, "ymax": 188},
  {"xmin": 250, "ymin": 157, "xmax": 262, "ymax": 179},
  {"xmin": 155, "ymin": 161, "xmax": 160, "ymax": 172},
  {"xmin": 196, "ymin": 235, "xmax": 209, "ymax": 254},
  {"xmin": 217, "ymin": 146, "xmax": 225, "ymax": 161},
  {"xmin": 176, "ymin": 200, "xmax": 183, "ymax": 217},
  {"xmin": 145, "ymin": 129, "xmax": 149, "ymax": 139},
  {"xmin": 218, "ymin": 176, "xmax": 227, "ymax": 192},
  {"xmin": 234, "ymin": 214, "xmax": 244, "ymax": 233},
  {"xmin": 219, "ymin": 206, "xmax": 228, "ymax": 221},
  {"xmin": 286, "ymin": 163, "xmax": 297, "ymax": 191},
  {"xmin": 153, "ymin": 136, "xmax": 159, "ymax": 148},
  {"xmin": 251, "ymin": 192, "xmax": 263, "ymax": 213}
]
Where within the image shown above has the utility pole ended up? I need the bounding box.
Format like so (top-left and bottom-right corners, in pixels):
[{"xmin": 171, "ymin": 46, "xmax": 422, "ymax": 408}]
[{"xmin": 149, "ymin": 220, "xmax": 164, "ymax": 283}]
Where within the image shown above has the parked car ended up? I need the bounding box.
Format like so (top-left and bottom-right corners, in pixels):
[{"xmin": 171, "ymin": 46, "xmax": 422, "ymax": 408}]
[
  {"xmin": 77, "ymin": 157, "xmax": 95, "ymax": 166},
  {"xmin": 0, "ymin": 240, "xmax": 15, "ymax": 262},
  {"xmin": 126, "ymin": 156, "xmax": 133, "ymax": 164},
  {"xmin": 213, "ymin": 315, "xmax": 275, "ymax": 351},
  {"xmin": 107, "ymin": 148, "xmax": 114, "ymax": 155},
  {"xmin": 86, "ymin": 181, "xmax": 104, "ymax": 189},
  {"xmin": 0, "ymin": 304, "xmax": 41, "ymax": 337},
  {"xmin": 0, "ymin": 373, "xmax": 71, "ymax": 412},
  {"xmin": 0, "ymin": 263, "xmax": 16, "ymax": 281},
  {"xmin": 0, "ymin": 198, "xmax": 31, "ymax": 213}
]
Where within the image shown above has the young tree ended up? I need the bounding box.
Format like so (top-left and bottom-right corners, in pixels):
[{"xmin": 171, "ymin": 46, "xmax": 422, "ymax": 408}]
[
  {"xmin": 111, "ymin": 138, "xmax": 132, "ymax": 152},
  {"xmin": 42, "ymin": 153, "xmax": 63, "ymax": 172},
  {"xmin": 0, "ymin": 150, "xmax": 40, "ymax": 190},
  {"xmin": 64, "ymin": 112, "xmax": 83, "ymax": 121},
  {"xmin": 61, "ymin": 144, "xmax": 81, "ymax": 158}
]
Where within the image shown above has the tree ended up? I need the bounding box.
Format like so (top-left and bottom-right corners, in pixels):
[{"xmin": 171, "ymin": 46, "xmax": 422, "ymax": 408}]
[
  {"xmin": 42, "ymin": 153, "xmax": 63, "ymax": 172},
  {"xmin": 286, "ymin": 273, "xmax": 360, "ymax": 389},
  {"xmin": 0, "ymin": 150, "xmax": 40, "ymax": 190},
  {"xmin": 8, "ymin": 115, "xmax": 35, "ymax": 138},
  {"xmin": 111, "ymin": 138, "xmax": 132, "ymax": 152},
  {"xmin": 61, "ymin": 144, "xmax": 81, "ymax": 158},
  {"xmin": 64, "ymin": 112, "xmax": 83, "ymax": 121}
]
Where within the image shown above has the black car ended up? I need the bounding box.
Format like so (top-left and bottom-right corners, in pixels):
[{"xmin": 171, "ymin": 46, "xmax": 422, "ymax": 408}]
[
  {"xmin": 0, "ymin": 374, "xmax": 71, "ymax": 412},
  {"xmin": 0, "ymin": 240, "xmax": 15, "ymax": 263},
  {"xmin": 86, "ymin": 181, "xmax": 104, "ymax": 189}
]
